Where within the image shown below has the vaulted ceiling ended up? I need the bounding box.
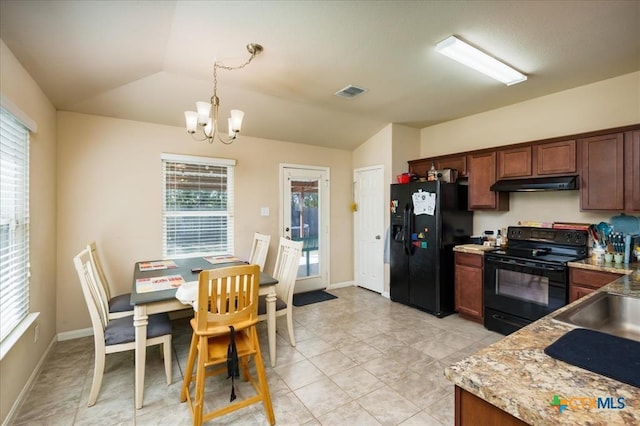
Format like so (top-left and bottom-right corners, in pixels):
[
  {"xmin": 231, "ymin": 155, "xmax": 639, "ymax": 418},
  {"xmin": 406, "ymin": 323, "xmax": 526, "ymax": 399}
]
[{"xmin": 1, "ymin": 1, "xmax": 639, "ymax": 150}]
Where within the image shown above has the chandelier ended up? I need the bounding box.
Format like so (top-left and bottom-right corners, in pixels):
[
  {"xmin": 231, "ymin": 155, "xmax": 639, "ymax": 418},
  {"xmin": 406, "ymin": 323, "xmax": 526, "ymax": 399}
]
[{"xmin": 184, "ymin": 43, "xmax": 263, "ymax": 144}]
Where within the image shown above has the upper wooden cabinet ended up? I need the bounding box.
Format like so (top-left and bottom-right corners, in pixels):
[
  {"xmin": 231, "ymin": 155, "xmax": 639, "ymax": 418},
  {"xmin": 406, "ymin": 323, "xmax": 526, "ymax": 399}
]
[
  {"xmin": 579, "ymin": 130, "xmax": 640, "ymax": 212},
  {"xmin": 408, "ymin": 154, "xmax": 467, "ymax": 178},
  {"xmin": 497, "ymin": 140, "xmax": 576, "ymax": 179},
  {"xmin": 497, "ymin": 146, "xmax": 532, "ymax": 179},
  {"xmin": 535, "ymin": 140, "xmax": 576, "ymax": 175},
  {"xmin": 437, "ymin": 155, "xmax": 468, "ymax": 177},
  {"xmin": 625, "ymin": 130, "xmax": 640, "ymax": 211},
  {"xmin": 468, "ymin": 152, "xmax": 509, "ymax": 210}
]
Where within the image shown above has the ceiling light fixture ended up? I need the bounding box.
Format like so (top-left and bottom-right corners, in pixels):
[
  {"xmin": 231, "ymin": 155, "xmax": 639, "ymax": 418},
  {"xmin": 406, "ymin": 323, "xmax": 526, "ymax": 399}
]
[
  {"xmin": 184, "ymin": 43, "xmax": 263, "ymax": 144},
  {"xmin": 435, "ymin": 36, "xmax": 527, "ymax": 86}
]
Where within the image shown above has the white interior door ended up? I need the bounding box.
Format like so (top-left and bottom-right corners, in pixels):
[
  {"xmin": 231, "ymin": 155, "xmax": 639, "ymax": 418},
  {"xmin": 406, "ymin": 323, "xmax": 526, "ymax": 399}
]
[
  {"xmin": 354, "ymin": 165, "xmax": 384, "ymax": 293},
  {"xmin": 280, "ymin": 165, "xmax": 330, "ymax": 293}
]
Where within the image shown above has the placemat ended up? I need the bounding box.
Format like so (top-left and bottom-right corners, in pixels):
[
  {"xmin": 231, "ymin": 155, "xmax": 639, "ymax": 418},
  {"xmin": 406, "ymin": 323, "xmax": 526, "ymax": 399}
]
[{"xmin": 544, "ymin": 328, "xmax": 640, "ymax": 388}]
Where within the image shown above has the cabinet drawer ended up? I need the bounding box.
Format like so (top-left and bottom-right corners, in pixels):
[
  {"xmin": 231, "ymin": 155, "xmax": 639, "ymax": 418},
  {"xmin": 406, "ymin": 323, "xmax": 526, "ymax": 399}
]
[
  {"xmin": 455, "ymin": 252, "xmax": 483, "ymax": 268},
  {"xmin": 569, "ymin": 268, "xmax": 623, "ymax": 290}
]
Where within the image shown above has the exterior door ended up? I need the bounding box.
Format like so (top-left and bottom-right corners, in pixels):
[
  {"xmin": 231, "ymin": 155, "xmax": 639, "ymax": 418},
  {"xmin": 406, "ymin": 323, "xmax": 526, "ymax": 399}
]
[
  {"xmin": 354, "ymin": 166, "xmax": 384, "ymax": 293},
  {"xmin": 280, "ymin": 165, "xmax": 329, "ymax": 293}
]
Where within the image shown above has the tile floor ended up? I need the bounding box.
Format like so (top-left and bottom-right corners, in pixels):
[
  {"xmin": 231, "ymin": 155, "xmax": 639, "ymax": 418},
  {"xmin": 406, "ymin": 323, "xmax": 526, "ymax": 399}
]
[{"xmin": 12, "ymin": 286, "xmax": 503, "ymax": 425}]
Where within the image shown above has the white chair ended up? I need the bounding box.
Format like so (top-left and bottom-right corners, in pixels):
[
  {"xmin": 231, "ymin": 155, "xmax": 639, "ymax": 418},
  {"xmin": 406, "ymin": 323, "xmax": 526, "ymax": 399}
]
[
  {"xmin": 88, "ymin": 241, "xmax": 133, "ymax": 319},
  {"xmin": 73, "ymin": 247, "xmax": 172, "ymax": 406},
  {"xmin": 258, "ymin": 238, "xmax": 303, "ymax": 346},
  {"xmin": 248, "ymin": 232, "xmax": 271, "ymax": 271}
]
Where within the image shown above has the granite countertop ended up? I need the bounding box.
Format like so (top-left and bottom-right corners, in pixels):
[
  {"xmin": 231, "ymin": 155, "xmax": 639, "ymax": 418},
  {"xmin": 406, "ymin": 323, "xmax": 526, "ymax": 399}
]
[
  {"xmin": 453, "ymin": 244, "xmax": 497, "ymax": 255},
  {"xmin": 568, "ymin": 258, "xmax": 638, "ymax": 275},
  {"xmin": 445, "ymin": 269, "xmax": 640, "ymax": 425}
]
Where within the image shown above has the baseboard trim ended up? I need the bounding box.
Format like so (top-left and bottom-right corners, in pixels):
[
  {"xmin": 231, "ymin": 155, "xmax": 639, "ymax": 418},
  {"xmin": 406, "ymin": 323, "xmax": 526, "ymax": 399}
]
[
  {"xmin": 2, "ymin": 335, "xmax": 56, "ymax": 426},
  {"xmin": 57, "ymin": 327, "xmax": 93, "ymax": 341},
  {"xmin": 327, "ymin": 281, "xmax": 354, "ymax": 290}
]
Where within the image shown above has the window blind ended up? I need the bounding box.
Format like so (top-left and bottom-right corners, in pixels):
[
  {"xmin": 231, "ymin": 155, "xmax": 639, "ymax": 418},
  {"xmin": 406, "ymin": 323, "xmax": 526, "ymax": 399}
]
[
  {"xmin": 0, "ymin": 107, "xmax": 30, "ymax": 343},
  {"xmin": 161, "ymin": 154, "xmax": 235, "ymax": 258}
]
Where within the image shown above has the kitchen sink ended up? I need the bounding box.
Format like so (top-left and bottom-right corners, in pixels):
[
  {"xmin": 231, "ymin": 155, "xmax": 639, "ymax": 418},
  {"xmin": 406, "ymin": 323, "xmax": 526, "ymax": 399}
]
[{"xmin": 553, "ymin": 292, "xmax": 640, "ymax": 342}]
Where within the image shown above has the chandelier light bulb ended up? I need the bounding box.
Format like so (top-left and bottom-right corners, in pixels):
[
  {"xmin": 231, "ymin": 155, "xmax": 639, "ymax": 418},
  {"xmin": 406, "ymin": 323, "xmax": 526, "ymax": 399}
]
[{"xmin": 184, "ymin": 111, "xmax": 198, "ymax": 133}]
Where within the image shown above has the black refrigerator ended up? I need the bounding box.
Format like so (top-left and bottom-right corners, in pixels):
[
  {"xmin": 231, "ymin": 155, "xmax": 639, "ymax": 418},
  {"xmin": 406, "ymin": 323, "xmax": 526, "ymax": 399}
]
[{"xmin": 390, "ymin": 181, "xmax": 472, "ymax": 317}]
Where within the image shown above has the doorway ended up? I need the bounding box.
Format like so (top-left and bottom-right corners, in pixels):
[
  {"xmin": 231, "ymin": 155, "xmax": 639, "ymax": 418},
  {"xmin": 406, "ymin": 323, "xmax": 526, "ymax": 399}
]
[
  {"xmin": 353, "ymin": 165, "xmax": 384, "ymax": 293},
  {"xmin": 280, "ymin": 165, "xmax": 330, "ymax": 293}
]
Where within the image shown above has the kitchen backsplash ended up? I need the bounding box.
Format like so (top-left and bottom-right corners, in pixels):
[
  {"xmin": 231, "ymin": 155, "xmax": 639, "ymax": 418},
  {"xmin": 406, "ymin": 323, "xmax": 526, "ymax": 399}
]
[{"xmin": 472, "ymin": 190, "xmax": 615, "ymax": 237}]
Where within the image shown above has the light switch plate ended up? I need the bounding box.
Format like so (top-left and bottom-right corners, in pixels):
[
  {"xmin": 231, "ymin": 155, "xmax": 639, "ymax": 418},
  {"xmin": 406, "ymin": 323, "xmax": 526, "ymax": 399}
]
[{"xmin": 260, "ymin": 207, "xmax": 270, "ymax": 217}]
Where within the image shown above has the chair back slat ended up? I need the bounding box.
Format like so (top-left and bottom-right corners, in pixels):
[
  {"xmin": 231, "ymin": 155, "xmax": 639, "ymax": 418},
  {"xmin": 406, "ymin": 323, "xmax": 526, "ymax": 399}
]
[
  {"xmin": 248, "ymin": 233, "xmax": 271, "ymax": 271},
  {"xmin": 196, "ymin": 264, "xmax": 260, "ymax": 334},
  {"xmin": 273, "ymin": 238, "xmax": 303, "ymax": 303},
  {"xmin": 88, "ymin": 241, "xmax": 112, "ymax": 300},
  {"xmin": 73, "ymin": 248, "xmax": 109, "ymax": 335}
]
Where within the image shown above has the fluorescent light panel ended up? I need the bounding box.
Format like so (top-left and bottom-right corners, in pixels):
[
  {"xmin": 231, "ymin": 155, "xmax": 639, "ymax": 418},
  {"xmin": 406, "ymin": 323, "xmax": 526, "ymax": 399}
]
[{"xmin": 435, "ymin": 36, "xmax": 527, "ymax": 86}]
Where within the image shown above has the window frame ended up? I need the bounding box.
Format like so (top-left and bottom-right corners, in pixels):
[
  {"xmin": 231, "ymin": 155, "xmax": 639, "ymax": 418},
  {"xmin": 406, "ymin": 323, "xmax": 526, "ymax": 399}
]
[
  {"xmin": 161, "ymin": 153, "xmax": 236, "ymax": 258},
  {"xmin": 0, "ymin": 105, "xmax": 38, "ymax": 360}
]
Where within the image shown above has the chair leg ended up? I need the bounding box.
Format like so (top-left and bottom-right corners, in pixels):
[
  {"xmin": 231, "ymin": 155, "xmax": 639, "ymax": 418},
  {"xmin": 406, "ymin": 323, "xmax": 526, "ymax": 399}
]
[
  {"xmin": 181, "ymin": 332, "xmax": 198, "ymax": 402},
  {"xmin": 240, "ymin": 356, "xmax": 250, "ymax": 381},
  {"xmin": 163, "ymin": 337, "xmax": 172, "ymax": 385},
  {"xmin": 286, "ymin": 310, "xmax": 296, "ymax": 347},
  {"xmin": 193, "ymin": 336, "xmax": 207, "ymax": 426},
  {"xmin": 253, "ymin": 336, "xmax": 275, "ymax": 425},
  {"xmin": 87, "ymin": 343, "xmax": 105, "ymax": 406}
]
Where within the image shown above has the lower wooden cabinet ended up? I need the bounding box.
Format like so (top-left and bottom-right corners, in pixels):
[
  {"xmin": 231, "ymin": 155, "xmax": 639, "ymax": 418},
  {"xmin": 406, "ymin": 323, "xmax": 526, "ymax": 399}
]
[
  {"xmin": 455, "ymin": 252, "xmax": 484, "ymax": 323},
  {"xmin": 568, "ymin": 267, "xmax": 624, "ymax": 303},
  {"xmin": 455, "ymin": 386, "xmax": 528, "ymax": 426}
]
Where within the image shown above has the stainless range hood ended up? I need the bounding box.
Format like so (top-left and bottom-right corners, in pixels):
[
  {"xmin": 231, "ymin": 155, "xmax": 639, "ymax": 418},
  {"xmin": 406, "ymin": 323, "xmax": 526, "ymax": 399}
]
[{"xmin": 490, "ymin": 175, "xmax": 578, "ymax": 192}]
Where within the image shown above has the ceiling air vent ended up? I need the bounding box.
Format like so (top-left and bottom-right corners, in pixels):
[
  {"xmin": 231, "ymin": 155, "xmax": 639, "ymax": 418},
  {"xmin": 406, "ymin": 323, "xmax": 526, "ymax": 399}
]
[{"xmin": 334, "ymin": 85, "xmax": 368, "ymax": 99}]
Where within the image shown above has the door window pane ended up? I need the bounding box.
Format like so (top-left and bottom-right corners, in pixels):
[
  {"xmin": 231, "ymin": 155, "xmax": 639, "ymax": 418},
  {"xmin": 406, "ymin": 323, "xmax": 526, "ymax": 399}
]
[{"xmin": 290, "ymin": 180, "xmax": 318, "ymax": 277}]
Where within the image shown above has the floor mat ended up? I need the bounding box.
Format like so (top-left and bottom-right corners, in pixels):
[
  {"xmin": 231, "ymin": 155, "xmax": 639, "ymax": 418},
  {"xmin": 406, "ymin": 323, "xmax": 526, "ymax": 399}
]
[{"xmin": 292, "ymin": 290, "xmax": 337, "ymax": 307}]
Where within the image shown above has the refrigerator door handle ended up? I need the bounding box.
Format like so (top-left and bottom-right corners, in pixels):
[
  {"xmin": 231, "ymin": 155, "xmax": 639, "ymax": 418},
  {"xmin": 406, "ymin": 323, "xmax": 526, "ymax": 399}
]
[{"xmin": 403, "ymin": 205, "xmax": 411, "ymax": 255}]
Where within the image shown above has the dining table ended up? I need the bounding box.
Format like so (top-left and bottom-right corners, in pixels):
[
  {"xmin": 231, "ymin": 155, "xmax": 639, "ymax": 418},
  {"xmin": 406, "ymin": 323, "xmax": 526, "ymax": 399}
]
[{"xmin": 130, "ymin": 255, "xmax": 279, "ymax": 409}]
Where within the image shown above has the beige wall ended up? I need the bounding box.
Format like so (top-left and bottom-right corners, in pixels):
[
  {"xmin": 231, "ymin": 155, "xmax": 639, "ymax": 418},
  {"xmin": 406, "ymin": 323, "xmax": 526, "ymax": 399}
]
[
  {"xmin": 56, "ymin": 112, "xmax": 354, "ymax": 332},
  {"xmin": 418, "ymin": 71, "xmax": 640, "ymax": 234},
  {"xmin": 352, "ymin": 124, "xmax": 420, "ymax": 293},
  {"xmin": 0, "ymin": 40, "xmax": 58, "ymax": 422}
]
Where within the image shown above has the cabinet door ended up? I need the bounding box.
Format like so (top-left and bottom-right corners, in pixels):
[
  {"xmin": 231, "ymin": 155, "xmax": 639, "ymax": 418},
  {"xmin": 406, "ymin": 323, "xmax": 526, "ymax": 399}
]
[
  {"xmin": 569, "ymin": 285, "xmax": 595, "ymax": 303},
  {"xmin": 535, "ymin": 140, "xmax": 576, "ymax": 175},
  {"xmin": 570, "ymin": 268, "xmax": 623, "ymax": 289},
  {"xmin": 498, "ymin": 146, "xmax": 531, "ymax": 178},
  {"xmin": 455, "ymin": 264, "xmax": 483, "ymax": 321},
  {"xmin": 625, "ymin": 130, "xmax": 640, "ymax": 211},
  {"xmin": 468, "ymin": 152, "xmax": 509, "ymax": 210},
  {"xmin": 437, "ymin": 155, "xmax": 468, "ymax": 177},
  {"xmin": 579, "ymin": 133, "xmax": 624, "ymax": 211},
  {"xmin": 408, "ymin": 159, "xmax": 431, "ymax": 178}
]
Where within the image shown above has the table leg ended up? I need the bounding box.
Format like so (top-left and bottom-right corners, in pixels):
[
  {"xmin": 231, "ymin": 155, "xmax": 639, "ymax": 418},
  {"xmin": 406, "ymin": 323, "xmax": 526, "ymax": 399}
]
[
  {"xmin": 266, "ymin": 288, "xmax": 277, "ymax": 367},
  {"xmin": 133, "ymin": 305, "xmax": 148, "ymax": 409}
]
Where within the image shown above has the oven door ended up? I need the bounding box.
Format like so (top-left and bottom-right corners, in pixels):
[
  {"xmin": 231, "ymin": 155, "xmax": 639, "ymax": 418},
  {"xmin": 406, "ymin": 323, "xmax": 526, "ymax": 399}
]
[{"xmin": 484, "ymin": 256, "xmax": 567, "ymax": 332}]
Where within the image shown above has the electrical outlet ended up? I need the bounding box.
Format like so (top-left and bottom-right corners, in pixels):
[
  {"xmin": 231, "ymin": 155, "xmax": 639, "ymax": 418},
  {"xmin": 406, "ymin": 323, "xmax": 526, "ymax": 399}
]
[{"xmin": 34, "ymin": 324, "xmax": 39, "ymax": 343}]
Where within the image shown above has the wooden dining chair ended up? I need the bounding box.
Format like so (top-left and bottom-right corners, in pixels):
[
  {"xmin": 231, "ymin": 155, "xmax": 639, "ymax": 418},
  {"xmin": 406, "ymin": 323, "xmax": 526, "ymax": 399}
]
[
  {"xmin": 73, "ymin": 247, "xmax": 172, "ymax": 406},
  {"xmin": 87, "ymin": 241, "xmax": 133, "ymax": 319},
  {"xmin": 180, "ymin": 264, "xmax": 275, "ymax": 425},
  {"xmin": 258, "ymin": 237, "xmax": 303, "ymax": 346},
  {"xmin": 248, "ymin": 232, "xmax": 271, "ymax": 271}
]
